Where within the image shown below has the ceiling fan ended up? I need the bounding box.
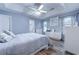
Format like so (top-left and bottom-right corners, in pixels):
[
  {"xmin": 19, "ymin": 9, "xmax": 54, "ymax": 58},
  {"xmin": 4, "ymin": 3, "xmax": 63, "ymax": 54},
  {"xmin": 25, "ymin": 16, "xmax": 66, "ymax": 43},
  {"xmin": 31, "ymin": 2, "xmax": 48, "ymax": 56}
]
[
  {"xmin": 28, "ymin": 4, "xmax": 47, "ymax": 14},
  {"xmin": 25, "ymin": 3, "xmax": 55, "ymax": 16}
]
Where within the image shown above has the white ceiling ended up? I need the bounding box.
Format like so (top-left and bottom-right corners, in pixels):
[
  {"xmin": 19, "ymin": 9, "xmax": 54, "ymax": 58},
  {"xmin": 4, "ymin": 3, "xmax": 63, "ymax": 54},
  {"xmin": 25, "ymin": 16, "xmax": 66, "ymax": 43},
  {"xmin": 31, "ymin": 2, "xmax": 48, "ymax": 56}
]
[
  {"xmin": 20, "ymin": 3, "xmax": 79, "ymax": 19},
  {"xmin": 2, "ymin": 3, "xmax": 79, "ymax": 19},
  {"xmin": 45, "ymin": 3, "xmax": 79, "ymax": 18}
]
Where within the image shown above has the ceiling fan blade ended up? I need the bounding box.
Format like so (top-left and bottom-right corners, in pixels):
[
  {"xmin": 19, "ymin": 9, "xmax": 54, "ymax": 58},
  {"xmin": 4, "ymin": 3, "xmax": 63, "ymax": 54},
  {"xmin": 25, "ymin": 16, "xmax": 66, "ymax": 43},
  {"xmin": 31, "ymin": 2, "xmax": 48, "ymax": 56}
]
[
  {"xmin": 29, "ymin": 7, "xmax": 37, "ymax": 11},
  {"xmin": 38, "ymin": 5, "xmax": 44, "ymax": 10},
  {"xmin": 39, "ymin": 10, "xmax": 47, "ymax": 13},
  {"xmin": 26, "ymin": 7, "xmax": 47, "ymax": 14}
]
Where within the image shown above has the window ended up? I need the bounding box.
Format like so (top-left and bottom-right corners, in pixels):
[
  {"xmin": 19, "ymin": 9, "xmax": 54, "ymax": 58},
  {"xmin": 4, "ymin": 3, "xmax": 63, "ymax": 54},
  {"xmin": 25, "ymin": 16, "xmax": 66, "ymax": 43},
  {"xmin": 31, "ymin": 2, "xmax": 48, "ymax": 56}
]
[
  {"xmin": 63, "ymin": 16, "xmax": 72, "ymax": 27},
  {"xmin": 50, "ymin": 17, "xmax": 59, "ymax": 32},
  {"xmin": 63, "ymin": 16, "xmax": 78, "ymax": 27},
  {"xmin": 43, "ymin": 21, "xmax": 47, "ymax": 32}
]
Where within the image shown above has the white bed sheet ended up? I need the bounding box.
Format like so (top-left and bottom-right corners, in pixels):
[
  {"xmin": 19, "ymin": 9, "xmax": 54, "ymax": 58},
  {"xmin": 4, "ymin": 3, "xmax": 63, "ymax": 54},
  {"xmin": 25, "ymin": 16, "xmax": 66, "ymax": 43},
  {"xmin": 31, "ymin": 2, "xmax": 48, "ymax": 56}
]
[{"xmin": 0, "ymin": 33, "xmax": 48, "ymax": 55}]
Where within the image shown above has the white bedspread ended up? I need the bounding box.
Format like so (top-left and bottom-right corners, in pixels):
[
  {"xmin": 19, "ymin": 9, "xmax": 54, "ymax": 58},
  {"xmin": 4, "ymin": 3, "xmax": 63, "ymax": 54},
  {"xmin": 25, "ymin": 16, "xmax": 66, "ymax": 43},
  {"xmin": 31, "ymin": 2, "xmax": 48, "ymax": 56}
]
[{"xmin": 0, "ymin": 33, "xmax": 48, "ymax": 55}]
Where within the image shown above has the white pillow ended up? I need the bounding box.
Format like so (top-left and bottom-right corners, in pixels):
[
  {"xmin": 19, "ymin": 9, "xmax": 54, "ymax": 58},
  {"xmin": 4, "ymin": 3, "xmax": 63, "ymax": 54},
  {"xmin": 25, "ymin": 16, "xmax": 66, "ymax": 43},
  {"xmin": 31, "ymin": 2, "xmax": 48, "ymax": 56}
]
[
  {"xmin": 0, "ymin": 33, "xmax": 13, "ymax": 42},
  {"xmin": 3, "ymin": 30, "xmax": 16, "ymax": 38},
  {"xmin": 0, "ymin": 38, "xmax": 7, "ymax": 43}
]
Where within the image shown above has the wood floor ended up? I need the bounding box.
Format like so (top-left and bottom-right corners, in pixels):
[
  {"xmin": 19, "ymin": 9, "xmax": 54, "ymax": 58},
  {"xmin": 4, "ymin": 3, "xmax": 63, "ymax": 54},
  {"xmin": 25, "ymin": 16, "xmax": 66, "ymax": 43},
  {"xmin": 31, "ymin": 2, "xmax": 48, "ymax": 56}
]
[{"xmin": 35, "ymin": 48, "xmax": 56, "ymax": 55}]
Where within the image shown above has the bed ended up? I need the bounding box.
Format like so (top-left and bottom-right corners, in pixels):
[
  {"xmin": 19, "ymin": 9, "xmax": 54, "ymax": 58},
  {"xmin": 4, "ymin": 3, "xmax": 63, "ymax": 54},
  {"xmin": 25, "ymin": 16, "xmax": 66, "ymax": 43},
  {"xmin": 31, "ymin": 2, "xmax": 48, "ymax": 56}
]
[{"xmin": 0, "ymin": 33, "xmax": 48, "ymax": 55}]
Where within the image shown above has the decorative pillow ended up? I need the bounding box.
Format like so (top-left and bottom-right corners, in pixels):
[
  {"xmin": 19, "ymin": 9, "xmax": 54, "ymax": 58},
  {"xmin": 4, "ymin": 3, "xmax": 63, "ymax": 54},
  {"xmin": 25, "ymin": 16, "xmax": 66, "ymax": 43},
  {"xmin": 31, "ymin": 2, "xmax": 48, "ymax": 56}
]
[
  {"xmin": 3, "ymin": 30, "xmax": 16, "ymax": 38},
  {"xmin": 0, "ymin": 38, "xmax": 7, "ymax": 43},
  {"xmin": 0, "ymin": 33, "xmax": 13, "ymax": 42}
]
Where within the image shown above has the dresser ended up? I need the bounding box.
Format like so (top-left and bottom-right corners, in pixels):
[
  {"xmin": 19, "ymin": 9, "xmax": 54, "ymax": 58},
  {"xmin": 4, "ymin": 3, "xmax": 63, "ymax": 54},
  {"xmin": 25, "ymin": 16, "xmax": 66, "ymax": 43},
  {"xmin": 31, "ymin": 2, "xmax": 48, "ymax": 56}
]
[{"xmin": 64, "ymin": 27, "xmax": 79, "ymax": 54}]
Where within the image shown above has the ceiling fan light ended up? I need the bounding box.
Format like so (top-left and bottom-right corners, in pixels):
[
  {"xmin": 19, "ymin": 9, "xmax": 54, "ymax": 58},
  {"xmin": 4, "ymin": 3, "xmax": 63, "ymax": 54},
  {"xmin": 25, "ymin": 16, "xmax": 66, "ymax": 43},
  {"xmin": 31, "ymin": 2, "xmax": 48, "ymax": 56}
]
[{"xmin": 35, "ymin": 11, "xmax": 41, "ymax": 15}]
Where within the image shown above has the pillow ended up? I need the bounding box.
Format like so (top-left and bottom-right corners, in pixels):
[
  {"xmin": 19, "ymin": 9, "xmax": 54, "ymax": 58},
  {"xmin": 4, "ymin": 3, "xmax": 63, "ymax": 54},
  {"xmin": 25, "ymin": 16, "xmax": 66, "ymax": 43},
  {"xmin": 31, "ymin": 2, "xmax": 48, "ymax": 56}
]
[
  {"xmin": 0, "ymin": 38, "xmax": 7, "ymax": 43},
  {"xmin": 3, "ymin": 30, "xmax": 16, "ymax": 38},
  {"xmin": 0, "ymin": 33, "xmax": 13, "ymax": 42}
]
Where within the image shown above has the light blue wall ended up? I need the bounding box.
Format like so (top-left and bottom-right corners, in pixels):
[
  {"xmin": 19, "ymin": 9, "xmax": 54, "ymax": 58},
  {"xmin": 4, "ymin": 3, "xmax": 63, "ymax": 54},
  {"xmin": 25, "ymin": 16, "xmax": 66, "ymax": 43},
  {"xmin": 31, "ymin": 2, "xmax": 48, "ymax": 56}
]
[
  {"xmin": 35, "ymin": 20, "xmax": 39, "ymax": 29},
  {"xmin": 12, "ymin": 14, "xmax": 29, "ymax": 34},
  {"xmin": 35, "ymin": 20, "xmax": 42, "ymax": 30},
  {"xmin": 0, "ymin": 9, "xmax": 30, "ymax": 34},
  {"xmin": 35, "ymin": 20, "xmax": 43, "ymax": 33}
]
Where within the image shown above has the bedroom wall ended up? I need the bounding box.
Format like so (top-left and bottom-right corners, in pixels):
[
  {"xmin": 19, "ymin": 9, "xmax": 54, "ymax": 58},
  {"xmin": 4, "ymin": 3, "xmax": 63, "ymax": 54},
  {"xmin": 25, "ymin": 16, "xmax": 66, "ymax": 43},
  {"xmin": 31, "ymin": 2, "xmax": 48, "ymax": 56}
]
[
  {"xmin": 35, "ymin": 20, "xmax": 43, "ymax": 34},
  {"xmin": 0, "ymin": 9, "xmax": 30, "ymax": 34},
  {"xmin": 12, "ymin": 14, "xmax": 29, "ymax": 34}
]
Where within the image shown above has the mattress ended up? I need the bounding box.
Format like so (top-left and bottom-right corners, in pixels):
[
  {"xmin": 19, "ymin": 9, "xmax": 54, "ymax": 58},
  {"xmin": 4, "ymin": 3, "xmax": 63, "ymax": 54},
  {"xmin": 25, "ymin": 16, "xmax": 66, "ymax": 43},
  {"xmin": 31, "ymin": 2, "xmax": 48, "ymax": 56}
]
[{"xmin": 0, "ymin": 33, "xmax": 48, "ymax": 55}]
